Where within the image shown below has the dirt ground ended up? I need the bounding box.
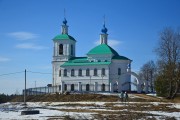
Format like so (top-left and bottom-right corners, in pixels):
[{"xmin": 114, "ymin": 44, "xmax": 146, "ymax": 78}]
[
  {"xmin": 11, "ymin": 93, "xmax": 118, "ymax": 102},
  {"xmin": 3, "ymin": 93, "xmax": 180, "ymax": 120},
  {"xmin": 10, "ymin": 93, "xmax": 179, "ymax": 103}
]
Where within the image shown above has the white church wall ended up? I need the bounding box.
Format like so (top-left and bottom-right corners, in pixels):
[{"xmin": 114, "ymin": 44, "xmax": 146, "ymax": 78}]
[
  {"xmin": 59, "ymin": 65, "xmax": 110, "ymax": 92},
  {"xmin": 109, "ymin": 60, "xmax": 131, "ymax": 92},
  {"xmin": 61, "ymin": 65, "xmax": 109, "ymax": 82},
  {"xmin": 52, "ymin": 61, "xmax": 65, "ymax": 86}
]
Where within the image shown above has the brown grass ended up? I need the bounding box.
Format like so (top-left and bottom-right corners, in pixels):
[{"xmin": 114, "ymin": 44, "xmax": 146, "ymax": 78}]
[{"xmin": 10, "ymin": 93, "xmax": 167, "ymax": 102}]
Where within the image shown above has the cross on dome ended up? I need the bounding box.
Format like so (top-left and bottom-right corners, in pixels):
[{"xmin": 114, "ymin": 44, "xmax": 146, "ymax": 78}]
[
  {"xmin": 101, "ymin": 15, "xmax": 108, "ymax": 34},
  {"xmin": 63, "ymin": 9, "xmax": 67, "ymax": 25},
  {"xmin": 101, "ymin": 24, "xmax": 108, "ymax": 34},
  {"xmin": 63, "ymin": 18, "xmax": 67, "ymax": 25}
]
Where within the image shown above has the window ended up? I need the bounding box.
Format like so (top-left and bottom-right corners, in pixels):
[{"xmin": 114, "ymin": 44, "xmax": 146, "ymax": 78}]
[
  {"xmin": 59, "ymin": 85, "xmax": 61, "ymax": 91},
  {"xmin": 86, "ymin": 84, "xmax": 89, "ymax": 91},
  {"xmin": 86, "ymin": 69, "xmax": 90, "ymax": 76},
  {"xmin": 102, "ymin": 68, "xmax": 105, "ymax": 76},
  {"xmin": 64, "ymin": 84, "xmax": 67, "ymax": 91},
  {"xmin": 94, "ymin": 68, "xmax": 97, "ymax": 76},
  {"xmin": 71, "ymin": 84, "xmax": 74, "ymax": 91},
  {"xmin": 101, "ymin": 84, "xmax": 105, "ymax": 91},
  {"xmin": 71, "ymin": 45, "xmax": 73, "ymax": 55},
  {"xmin": 64, "ymin": 69, "xmax": 67, "ymax": 76},
  {"xmin": 78, "ymin": 69, "xmax": 82, "ymax": 76},
  {"xmin": 59, "ymin": 44, "xmax": 63, "ymax": 55},
  {"xmin": 118, "ymin": 68, "xmax": 121, "ymax": 75},
  {"xmin": 59, "ymin": 70, "xmax": 61, "ymax": 77},
  {"xmin": 71, "ymin": 69, "xmax": 75, "ymax": 76}
]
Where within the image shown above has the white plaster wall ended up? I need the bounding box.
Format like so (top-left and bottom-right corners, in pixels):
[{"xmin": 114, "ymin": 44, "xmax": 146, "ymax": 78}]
[
  {"xmin": 52, "ymin": 39, "xmax": 76, "ymax": 86},
  {"xmin": 61, "ymin": 65, "xmax": 109, "ymax": 82},
  {"xmin": 109, "ymin": 59, "xmax": 131, "ymax": 92},
  {"xmin": 52, "ymin": 61, "xmax": 65, "ymax": 86},
  {"xmin": 59, "ymin": 65, "xmax": 109, "ymax": 91}
]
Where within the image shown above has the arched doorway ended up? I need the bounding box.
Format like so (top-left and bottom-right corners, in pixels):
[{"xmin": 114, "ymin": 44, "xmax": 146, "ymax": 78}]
[
  {"xmin": 113, "ymin": 81, "xmax": 118, "ymax": 92},
  {"xmin": 64, "ymin": 84, "xmax": 67, "ymax": 91},
  {"xmin": 86, "ymin": 84, "xmax": 89, "ymax": 91},
  {"xmin": 71, "ymin": 84, "xmax": 74, "ymax": 91},
  {"xmin": 121, "ymin": 71, "xmax": 143, "ymax": 93},
  {"xmin": 101, "ymin": 84, "xmax": 105, "ymax": 92}
]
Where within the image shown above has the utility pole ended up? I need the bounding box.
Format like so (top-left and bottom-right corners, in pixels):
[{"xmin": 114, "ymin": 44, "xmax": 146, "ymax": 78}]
[
  {"xmin": 24, "ymin": 69, "xmax": 27, "ymax": 106},
  {"xmin": 21, "ymin": 69, "xmax": 40, "ymax": 115}
]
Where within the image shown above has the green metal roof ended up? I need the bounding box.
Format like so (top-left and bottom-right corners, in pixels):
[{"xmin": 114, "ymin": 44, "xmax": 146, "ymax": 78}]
[
  {"xmin": 87, "ymin": 44, "xmax": 119, "ymax": 55},
  {"xmin": 53, "ymin": 34, "xmax": 76, "ymax": 41},
  {"xmin": 112, "ymin": 55, "xmax": 130, "ymax": 60},
  {"xmin": 61, "ymin": 57, "xmax": 111, "ymax": 67}
]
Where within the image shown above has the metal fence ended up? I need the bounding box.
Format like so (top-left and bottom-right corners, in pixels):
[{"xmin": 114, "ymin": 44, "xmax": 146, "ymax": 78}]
[
  {"xmin": 23, "ymin": 85, "xmax": 61, "ymax": 95},
  {"xmin": 23, "ymin": 84, "xmax": 111, "ymax": 95}
]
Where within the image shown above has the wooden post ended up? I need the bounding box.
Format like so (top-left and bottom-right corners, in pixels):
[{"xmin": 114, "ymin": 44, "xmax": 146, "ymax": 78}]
[{"xmin": 24, "ymin": 69, "xmax": 27, "ymax": 106}]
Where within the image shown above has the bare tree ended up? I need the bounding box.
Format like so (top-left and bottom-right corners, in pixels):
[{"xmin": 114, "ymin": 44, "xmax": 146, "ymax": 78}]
[
  {"xmin": 155, "ymin": 27, "xmax": 180, "ymax": 99},
  {"xmin": 139, "ymin": 60, "xmax": 157, "ymax": 92}
]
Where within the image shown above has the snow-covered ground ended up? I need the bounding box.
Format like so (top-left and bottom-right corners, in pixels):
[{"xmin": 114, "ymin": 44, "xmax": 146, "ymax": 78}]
[{"xmin": 0, "ymin": 102, "xmax": 180, "ymax": 119}]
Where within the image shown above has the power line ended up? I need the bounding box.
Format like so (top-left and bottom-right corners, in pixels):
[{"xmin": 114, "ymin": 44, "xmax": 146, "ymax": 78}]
[
  {"xmin": 0, "ymin": 71, "xmax": 24, "ymax": 77},
  {"xmin": 27, "ymin": 71, "xmax": 52, "ymax": 75}
]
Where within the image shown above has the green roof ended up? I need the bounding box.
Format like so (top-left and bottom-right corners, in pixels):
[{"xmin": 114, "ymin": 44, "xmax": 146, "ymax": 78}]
[
  {"xmin": 53, "ymin": 34, "xmax": 76, "ymax": 41},
  {"xmin": 87, "ymin": 44, "xmax": 130, "ymax": 60},
  {"xmin": 61, "ymin": 57, "xmax": 111, "ymax": 67},
  {"xmin": 112, "ymin": 55, "xmax": 130, "ymax": 60},
  {"xmin": 87, "ymin": 44, "xmax": 119, "ymax": 55}
]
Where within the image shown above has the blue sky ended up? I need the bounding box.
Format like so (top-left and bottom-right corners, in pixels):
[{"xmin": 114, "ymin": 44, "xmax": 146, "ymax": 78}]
[{"xmin": 0, "ymin": 0, "xmax": 180, "ymax": 94}]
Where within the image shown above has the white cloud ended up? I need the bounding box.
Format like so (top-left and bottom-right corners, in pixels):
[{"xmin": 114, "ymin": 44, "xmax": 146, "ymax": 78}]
[
  {"xmin": 8, "ymin": 32, "xmax": 39, "ymax": 40},
  {"xmin": 94, "ymin": 39, "xmax": 122, "ymax": 48},
  {"xmin": 108, "ymin": 40, "xmax": 122, "ymax": 47},
  {"xmin": 15, "ymin": 43, "xmax": 48, "ymax": 50},
  {"xmin": 0, "ymin": 56, "xmax": 10, "ymax": 62}
]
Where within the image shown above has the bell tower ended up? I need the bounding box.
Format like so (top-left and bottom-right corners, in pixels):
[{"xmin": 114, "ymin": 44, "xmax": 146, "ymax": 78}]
[
  {"xmin": 52, "ymin": 17, "xmax": 76, "ymax": 86},
  {"xmin": 52, "ymin": 18, "xmax": 76, "ymax": 62}
]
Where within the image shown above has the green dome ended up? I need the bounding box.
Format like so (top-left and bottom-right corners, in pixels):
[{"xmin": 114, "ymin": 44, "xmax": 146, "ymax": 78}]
[
  {"xmin": 53, "ymin": 34, "xmax": 76, "ymax": 41},
  {"xmin": 87, "ymin": 44, "xmax": 119, "ymax": 55},
  {"xmin": 87, "ymin": 44, "xmax": 130, "ymax": 60}
]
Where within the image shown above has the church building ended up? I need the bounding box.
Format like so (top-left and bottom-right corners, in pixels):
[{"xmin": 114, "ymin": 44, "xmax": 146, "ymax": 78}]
[{"xmin": 52, "ymin": 18, "xmax": 132, "ymax": 93}]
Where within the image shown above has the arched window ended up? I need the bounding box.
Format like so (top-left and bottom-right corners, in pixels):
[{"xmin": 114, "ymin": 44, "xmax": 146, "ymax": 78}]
[
  {"xmin": 64, "ymin": 69, "xmax": 67, "ymax": 76},
  {"xmin": 71, "ymin": 84, "xmax": 74, "ymax": 91},
  {"xmin": 102, "ymin": 68, "xmax": 105, "ymax": 76},
  {"xmin": 71, "ymin": 45, "xmax": 73, "ymax": 55},
  {"xmin": 86, "ymin": 68, "xmax": 90, "ymax": 76},
  {"xmin": 64, "ymin": 84, "xmax": 67, "ymax": 91},
  {"xmin": 71, "ymin": 69, "xmax": 74, "ymax": 76},
  {"xmin": 118, "ymin": 68, "xmax": 121, "ymax": 75},
  {"xmin": 59, "ymin": 85, "xmax": 61, "ymax": 91},
  {"xmin": 59, "ymin": 44, "xmax": 63, "ymax": 55},
  {"xmin": 101, "ymin": 84, "xmax": 105, "ymax": 92},
  {"xmin": 59, "ymin": 70, "xmax": 61, "ymax": 77},
  {"xmin": 86, "ymin": 84, "xmax": 89, "ymax": 91},
  {"xmin": 113, "ymin": 82, "xmax": 118, "ymax": 92},
  {"xmin": 78, "ymin": 69, "xmax": 82, "ymax": 76},
  {"xmin": 94, "ymin": 68, "xmax": 97, "ymax": 76}
]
